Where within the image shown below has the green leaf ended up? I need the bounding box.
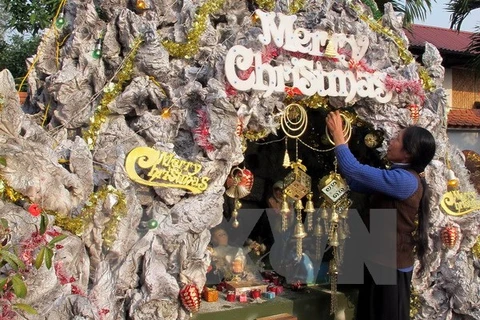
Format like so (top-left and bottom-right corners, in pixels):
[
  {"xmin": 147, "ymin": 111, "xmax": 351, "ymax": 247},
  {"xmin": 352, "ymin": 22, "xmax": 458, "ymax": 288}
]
[
  {"xmin": 34, "ymin": 247, "xmax": 45, "ymax": 269},
  {"xmin": 48, "ymin": 234, "xmax": 67, "ymax": 247},
  {"xmin": 11, "ymin": 274, "xmax": 27, "ymax": 298},
  {"xmin": 13, "ymin": 303, "xmax": 38, "ymax": 314},
  {"xmin": 44, "ymin": 247, "xmax": 53, "ymax": 269},
  {"xmin": 0, "ymin": 277, "xmax": 8, "ymax": 292},
  {"xmin": 0, "ymin": 157, "xmax": 6, "ymax": 166},
  {"xmin": 1, "ymin": 250, "xmax": 25, "ymax": 270},
  {"xmin": 1, "ymin": 250, "xmax": 18, "ymax": 271},
  {"xmin": 39, "ymin": 212, "xmax": 47, "ymax": 235},
  {"xmin": 0, "ymin": 218, "xmax": 8, "ymax": 229}
]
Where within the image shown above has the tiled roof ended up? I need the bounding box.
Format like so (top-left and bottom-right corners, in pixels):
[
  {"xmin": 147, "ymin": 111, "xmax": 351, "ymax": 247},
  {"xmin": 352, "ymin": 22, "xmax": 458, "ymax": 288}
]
[
  {"xmin": 405, "ymin": 24, "xmax": 473, "ymax": 53},
  {"xmin": 448, "ymin": 109, "xmax": 480, "ymax": 128}
]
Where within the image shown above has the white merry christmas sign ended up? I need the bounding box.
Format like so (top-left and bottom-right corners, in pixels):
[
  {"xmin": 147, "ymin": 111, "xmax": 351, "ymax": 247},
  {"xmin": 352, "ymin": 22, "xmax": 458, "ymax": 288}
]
[{"xmin": 225, "ymin": 9, "xmax": 393, "ymax": 103}]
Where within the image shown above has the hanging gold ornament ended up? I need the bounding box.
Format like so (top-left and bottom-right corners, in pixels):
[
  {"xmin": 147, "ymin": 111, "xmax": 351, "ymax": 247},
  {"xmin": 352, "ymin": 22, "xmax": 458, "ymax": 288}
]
[
  {"xmin": 225, "ymin": 167, "xmax": 254, "ymax": 199},
  {"xmin": 304, "ymin": 192, "xmax": 315, "ymax": 231},
  {"xmin": 225, "ymin": 167, "xmax": 254, "ymax": 228},
  {"xmin": 284, "ymin": 160, "xmax": 312, "ymax": 201},
  {"xmin": 231, "ymin": 200, "xmax": 241, "ymax": 228},
  {"xmin": 135, "ymin": 0, "xmax": 149, "ymax": 11},
  {"xmin": 292, "ymin": 200, "xmax": 307, "ymax": 259}
]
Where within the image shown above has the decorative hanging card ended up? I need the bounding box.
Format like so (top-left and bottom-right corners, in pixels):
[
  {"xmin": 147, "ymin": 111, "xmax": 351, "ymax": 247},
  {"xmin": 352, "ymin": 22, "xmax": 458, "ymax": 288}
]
[
  {"xmin": 440, "ymin": 190, "xmax": 480, "ymax": 216},
  {"xmin": 125, "ymin": 147, "xmax": 210, "ymax": 194},
  {"xmin": 318, "ymin": 172, "xmax": 349, "ymax": 205}
]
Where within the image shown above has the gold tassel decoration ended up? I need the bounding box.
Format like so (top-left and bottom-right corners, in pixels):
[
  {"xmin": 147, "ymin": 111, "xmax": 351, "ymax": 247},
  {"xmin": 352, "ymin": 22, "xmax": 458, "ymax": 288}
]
[
  {"xmin": 329, "ymin": 258, "xmax": 339, "ymax": 315},
  {"xmin": 280, "ymin": 192, "xmax": 291, "ymax": 231},
  {"xmin": 314, "ymin": 216, "xmax": 323, "ymax": 260},
  {"xmin": 304, "ymin": 192, "xmax": 315, "ymax": 231},
  {"xmin": 292, "ymin": 200, "xmax": 307, "ymax": 259}
]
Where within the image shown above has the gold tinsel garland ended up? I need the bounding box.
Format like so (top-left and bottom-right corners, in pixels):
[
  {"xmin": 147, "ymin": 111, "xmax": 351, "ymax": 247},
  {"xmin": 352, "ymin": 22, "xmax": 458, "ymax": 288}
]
[
  {"xmin": 162, "ymin": 0, "xmax": 226, "ymax": 59},
  {"xmin": 473, "ymin": 236, "xmax": 480, "ymax": 259},
  {"xmin": 0, "ymin": 177, "xmax": 126, "ymax": 249},
  {"xmin": 410, "ymin": 288, "xmax": 421, "ymax": 318},
  {"xmin": 350, "ymin": 5, "xmax": 435, "ymax": 93},
  {"xmin": 82, "ymin": 37, "xmax": 143, "ymax": 150},
  {"xmin": 255, "ymin": 0, "xmax": 275, "ymax": 11},
  {"xmin": 288, "ymin": 0, "xmax": 306, "ymax": 14},
  {"xmin": 55, "ymin": 185, "xmax": 127, "ymax": 249}
]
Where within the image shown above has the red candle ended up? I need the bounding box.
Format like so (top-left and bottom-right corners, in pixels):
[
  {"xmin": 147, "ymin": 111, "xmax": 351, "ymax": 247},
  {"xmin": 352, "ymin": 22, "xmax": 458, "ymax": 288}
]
[{"xmin": 226, "ymin": 291, "xmax": 236, "ymax": 302}]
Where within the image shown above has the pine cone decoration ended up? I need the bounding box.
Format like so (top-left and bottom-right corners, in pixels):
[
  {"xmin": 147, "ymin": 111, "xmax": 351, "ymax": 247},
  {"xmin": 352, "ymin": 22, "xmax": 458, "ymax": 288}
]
[
  {"xmin": 441, "ymin": 225, "xmax": 458, "ymax": 249},
  {"xmin": 179, "ymin": 283, "xmax": 201, "ymax": 314}
]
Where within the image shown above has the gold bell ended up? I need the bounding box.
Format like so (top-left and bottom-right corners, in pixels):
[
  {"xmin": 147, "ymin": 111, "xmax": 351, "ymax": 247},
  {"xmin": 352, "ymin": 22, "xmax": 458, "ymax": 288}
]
[
  {"xmin": 321, "ymin": 205, "xmax": 328, "ymax": 220},
  {"xmin": 293, "ymin": 222, "xmax": 308, "ymax": 239},
  {"xmin": 304, "ymin": 193, "xmax": 315, "ymax": 213},
  {"xmin": 330, "ymin": 208, "xmax": 339, "ymax": 223},
  {"xmin": 324, "ymin": 37, "xmax": 337, "ymax": 58},
  {"xmin": 280, "ymin": 193, "xmax": 290, "ymax": 214},
  {"xmin": 329, "ymin": 228, "xmax": 339, "ymax": 247}
]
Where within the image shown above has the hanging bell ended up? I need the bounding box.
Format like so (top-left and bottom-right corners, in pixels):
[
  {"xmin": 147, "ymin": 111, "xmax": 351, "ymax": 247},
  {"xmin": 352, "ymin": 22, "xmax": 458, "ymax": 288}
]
[
  {"xmin": 293, "ymin": 222, "xmax": 308, "ymax": 239},
  {"xmin": 329, "ymin": 228, "xmax": 339, "ymax": 247},
  {"xmin": 330, "ymin": 207, "xmax": 339, "ymax": 223},
  {"xmin": 280, "ymin": 193, "xmax": 290, "ymax": 214},
  {"xmin": 321, "ymin": 205, "xmax": 328, "ymax": 220},
  {"xmin": 324, "ymin": 37, "xmax": 337, "ymax": 58},
  {"xmin": 304, "ymin": 193, "xmax": 315, "ymax": 213},
  {"xmin": 283, "ymin": 148, "xmax": 291, "ymax": 168}
]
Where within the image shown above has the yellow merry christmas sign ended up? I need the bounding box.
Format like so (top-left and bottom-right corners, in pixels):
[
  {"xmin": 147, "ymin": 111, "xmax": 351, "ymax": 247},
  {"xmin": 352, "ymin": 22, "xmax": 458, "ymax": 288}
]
[
  {"xmin": 125, "ymin": 147, "xmax": 210, "ymax": 194},
  {"xmin": 440, "ymin": 190, "xmax": 480, "ymax": 216}
]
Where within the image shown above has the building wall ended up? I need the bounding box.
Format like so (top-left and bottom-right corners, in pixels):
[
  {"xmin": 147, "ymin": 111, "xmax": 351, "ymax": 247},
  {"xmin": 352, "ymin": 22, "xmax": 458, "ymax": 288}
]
[
  {"xmin": 444, "ymin": 68, "xmax": 453, "ymax": 107},
  {"xmin": 452, "ymin": 68, "xmax": 480, "ymax": 109}
]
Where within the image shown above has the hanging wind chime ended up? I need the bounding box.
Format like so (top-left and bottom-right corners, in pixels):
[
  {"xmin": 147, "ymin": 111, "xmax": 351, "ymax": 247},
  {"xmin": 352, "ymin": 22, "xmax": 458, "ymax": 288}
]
[
  {"xmin": 280, "ymin": 103, "xmax": 312, "ymax": 259},
  {"xmin": 319, "ymin": 111, "xmax": 353, "ymax": 315}
]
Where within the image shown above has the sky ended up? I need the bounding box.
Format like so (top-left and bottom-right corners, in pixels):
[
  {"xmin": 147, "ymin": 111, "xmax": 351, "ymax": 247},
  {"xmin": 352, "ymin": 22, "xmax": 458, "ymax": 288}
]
[{"xmin": 421, "ymin": 0, "xmax": 478, "ymax": 32}]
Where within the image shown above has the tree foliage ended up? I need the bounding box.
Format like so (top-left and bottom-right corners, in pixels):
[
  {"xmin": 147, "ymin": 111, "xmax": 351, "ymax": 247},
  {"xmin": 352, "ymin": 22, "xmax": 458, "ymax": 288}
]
[
  {"xmin": 1, "ymin": 0, "xmax": 61, "ymax": 35},
  {"xmin": 374, "ymin": 0, "xmax": 434, "ymax": 26},
  {"xmin": 447, "ymin": 0, "xmax": 480, "ymax": 71},
  {"xmin": 0, "ymin": 34, "xmax": 41, "ymax": 90}
]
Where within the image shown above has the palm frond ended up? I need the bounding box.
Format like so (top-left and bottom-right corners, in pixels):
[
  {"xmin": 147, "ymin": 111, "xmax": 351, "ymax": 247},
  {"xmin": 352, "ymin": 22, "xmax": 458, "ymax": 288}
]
[
  {"xmin": 467, "ymin": 25, "xmax": 480, "ymax": 72},
  {"xmin": 391, "ymin": 0, "xmax": 434, "ymax": 26},
  {"xmin": 447, "ymin": 0, "xmax": 480, "ymax": 30}
]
